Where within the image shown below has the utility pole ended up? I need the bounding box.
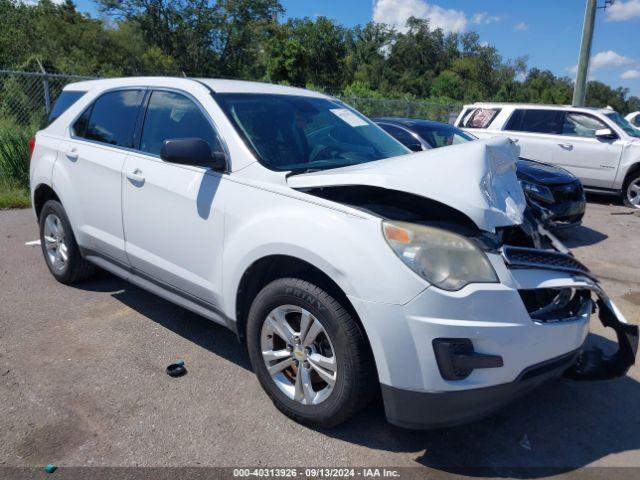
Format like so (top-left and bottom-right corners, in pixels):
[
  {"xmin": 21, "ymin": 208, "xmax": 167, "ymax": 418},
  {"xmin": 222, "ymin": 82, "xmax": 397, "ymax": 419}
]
[{"xmin": 572, "ymin": 0, "xmax": 615, "ymax": 106}]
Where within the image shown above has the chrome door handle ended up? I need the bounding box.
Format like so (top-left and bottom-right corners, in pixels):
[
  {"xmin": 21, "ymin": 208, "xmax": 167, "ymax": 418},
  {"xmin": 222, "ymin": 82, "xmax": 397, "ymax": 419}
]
[
  {"xmin": 65, "ymin": 149, "xmax": 78, "ymax": 161},
  {"xmin": 126, "ymin": 168, "xmax": 145, "ymax": 184},
  {"xmin": 510, "ymin": 138, "xmax": 519, "ymax": 143},
  {"xmin": 559, "ymin": 143, "xmax": 574, "ymax": 150}
]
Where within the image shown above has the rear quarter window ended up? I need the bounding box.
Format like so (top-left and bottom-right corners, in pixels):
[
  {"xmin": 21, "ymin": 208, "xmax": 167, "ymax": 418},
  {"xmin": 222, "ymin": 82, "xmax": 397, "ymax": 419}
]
[
  {"xmin": 461, "ymin": 108, "xmax": 501, "ymax": 129},
  {"xmin": 46, "ymin": 90, "xmax": 86, "ymax": 125}
]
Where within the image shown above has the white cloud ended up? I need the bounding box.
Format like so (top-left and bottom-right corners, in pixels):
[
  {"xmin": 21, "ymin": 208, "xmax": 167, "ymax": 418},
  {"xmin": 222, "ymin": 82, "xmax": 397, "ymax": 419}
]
[
  {"xmin": 591, "ymin": 50, "xmax": 634, "ymax": 70},
  {"xmin": 568, "ymin": 51, "xmax": 636, "ymax": 79},
  {"xmin": 471, "ymin": 12, "xmax": 501, "ymax": 25},
  {"xmin": 606, "ymin": 0, "xmax": 640, "ymax": 22},
  {"xmin": 372, "ymin": 0, "xmax": 468, "ymax": 33},
  {"xmin": 514, "ymin": 22, "xmax": 528, "ymax": 31},
  {"xmin": 622, "ymin": 69, "xmax": 640, "ymax": 80}
]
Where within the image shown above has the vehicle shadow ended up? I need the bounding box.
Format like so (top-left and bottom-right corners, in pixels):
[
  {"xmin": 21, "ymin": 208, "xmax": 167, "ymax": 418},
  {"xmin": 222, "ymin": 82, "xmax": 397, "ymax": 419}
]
[
  {"xmin": 321, "ymin": 333, "xmax": 640, "ymax": 477},
  {"xmin": 76, "ymin": 272, "xmax": 640, "ymax": 477},
  {"xmin": 555, "ymin": 225, "xmax": 608, "ymax": 248},
  {"xmin": 585, "ymin": 192, "xmax": 623, "ymax": 207},
  {"xmin": 77, "ymin": 270, "xmax": 252, "ymax": 371}
]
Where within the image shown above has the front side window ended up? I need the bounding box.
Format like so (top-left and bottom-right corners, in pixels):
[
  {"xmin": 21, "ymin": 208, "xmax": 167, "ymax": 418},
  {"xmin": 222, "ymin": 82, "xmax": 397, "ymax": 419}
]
[
  {"xmin": 215, "ymin": 93, "xmax": 408, "ymax": 172},
  {"xmin": 140, "ymin": 90, "xmax": 222, "ymax": 156},
  {"xmin": 506, "ymin": 109, "xmax": 564, "ymax": 134},
  {"xmin": 606, "ymin": 112, "xmax": 640, "ymax": 138},
  {"xmin": 73, "ymin": 89, "xmax": 145, "ymax": 147},
  {"xmin": 562, "ymin": 113, "xmax": 608, "ymax": 138}
]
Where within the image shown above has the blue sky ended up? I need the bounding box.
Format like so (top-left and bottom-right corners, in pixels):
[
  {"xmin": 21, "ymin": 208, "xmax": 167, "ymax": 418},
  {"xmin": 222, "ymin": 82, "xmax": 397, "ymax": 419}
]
[{"xmin": 73, "ymin": 0, "xmax": 640, "ymax": 96}]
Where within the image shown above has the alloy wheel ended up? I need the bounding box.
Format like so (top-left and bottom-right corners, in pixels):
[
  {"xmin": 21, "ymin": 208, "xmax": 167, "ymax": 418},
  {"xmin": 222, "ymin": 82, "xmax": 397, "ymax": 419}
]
[
  {"xmin": 260, "ymin": 304, "xmax": 337, "ymax": 405},
  {"xmin": 627, "ymin": 178, "xmax": 640, "ymax": 208},
  {"xmin": 43, "ymin": 213, "xmax": 68, "ymax": 272}
]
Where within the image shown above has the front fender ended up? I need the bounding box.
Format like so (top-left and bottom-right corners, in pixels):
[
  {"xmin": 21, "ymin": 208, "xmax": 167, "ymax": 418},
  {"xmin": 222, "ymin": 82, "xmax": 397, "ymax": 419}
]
[{"xmin": 219, "ymin": 186, "xmax": 427, "ymax": 320}]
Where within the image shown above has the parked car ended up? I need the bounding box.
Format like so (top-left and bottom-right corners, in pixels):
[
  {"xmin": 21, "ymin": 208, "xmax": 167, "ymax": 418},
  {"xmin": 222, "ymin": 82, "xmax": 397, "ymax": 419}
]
[
  {"xmin": 455, "ymin": 103, "xmax": 640, "ymax": 208},
  {"xmin": 375, "ymin": 118, "xmax": 586, "ymax": 229},
  {"xmin": 29, "ymin": 78, "xmax": 637, "ymax": 429},
  {"xmin": 626, "ymin": 111, "xmax": 640, "ymax": 130}
]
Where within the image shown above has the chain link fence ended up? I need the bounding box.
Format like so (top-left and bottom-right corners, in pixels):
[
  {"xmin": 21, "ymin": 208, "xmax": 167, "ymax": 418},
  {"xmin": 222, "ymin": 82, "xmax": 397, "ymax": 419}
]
[
  {"xmin": 0, "ymin": 70, "xmax": 462, "ymax": 131},
  {"xmin": 0, "ymin": 70, "xmax": 95, "ymax": 129}
]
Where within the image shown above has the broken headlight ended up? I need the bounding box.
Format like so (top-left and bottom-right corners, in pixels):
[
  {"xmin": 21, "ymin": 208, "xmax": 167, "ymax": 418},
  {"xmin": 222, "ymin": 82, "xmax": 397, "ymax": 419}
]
[{"xmin": 383, "ymin": 221, "xmax": 498, "ymax": 291}]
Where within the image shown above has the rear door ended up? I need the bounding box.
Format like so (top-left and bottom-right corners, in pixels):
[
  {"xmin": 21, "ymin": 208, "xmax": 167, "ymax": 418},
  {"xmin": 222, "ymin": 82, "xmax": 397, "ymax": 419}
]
[
  {"xmin": 553, "ymin": 112, "xmax": 623, "ymax": 188},
  {"xmin": 54, "ymin": 88, "xmax": 145, "ymax": 263},
  {"xmin": 121, "ymin": 89, "xmax": 227, "ymax": 306},
  {"xmin": 502, "ymin": 109, "xmax": 566, "ymax": 164}
]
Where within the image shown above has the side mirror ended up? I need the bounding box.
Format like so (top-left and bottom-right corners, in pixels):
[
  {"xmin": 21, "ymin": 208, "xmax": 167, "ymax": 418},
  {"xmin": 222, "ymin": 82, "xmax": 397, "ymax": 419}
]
[
  {"xmin": 407, "ymin": 143, "xmax": 424, "ymax": 152},
  {"xmin": 160, "ymin": 138, "xmax": 226, "ymax": 171},
  {"xmin": 595, "ymin": 128, "xmax": 617, "ymax": 140}
]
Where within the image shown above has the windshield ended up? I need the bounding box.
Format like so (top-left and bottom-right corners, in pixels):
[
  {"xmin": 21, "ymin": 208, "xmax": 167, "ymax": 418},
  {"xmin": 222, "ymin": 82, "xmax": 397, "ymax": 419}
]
[
  {"xmin": 606, "ymin": 112, "xmax": 640, "ymax": 138},
  {"xmin": 413, "ymin": 124, "xmax": 474, "ymax": 149},
  {"xmin": 215, "ymin": 93, "xmax": 409, "ymax": 172}
]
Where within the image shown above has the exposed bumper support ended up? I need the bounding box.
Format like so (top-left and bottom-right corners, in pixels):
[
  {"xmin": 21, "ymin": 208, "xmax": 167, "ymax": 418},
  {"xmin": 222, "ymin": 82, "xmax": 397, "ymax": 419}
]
[{"xmin": 565, "ymin": 294, "xmax": 639, "ymax": 380}]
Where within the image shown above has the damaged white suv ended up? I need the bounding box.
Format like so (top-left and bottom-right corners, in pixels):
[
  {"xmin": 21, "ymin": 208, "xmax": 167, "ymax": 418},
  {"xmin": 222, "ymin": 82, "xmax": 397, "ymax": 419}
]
[{"xmin": 30, "ymin": 78, "xmax": 637, "ymax": 429}]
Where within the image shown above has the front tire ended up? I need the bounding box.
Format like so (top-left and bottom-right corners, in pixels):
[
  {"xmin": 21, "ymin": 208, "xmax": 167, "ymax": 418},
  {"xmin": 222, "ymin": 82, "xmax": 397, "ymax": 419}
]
[
  {"xmin": 246, "ymin": 278, "xmax": 376, "ymax": 428},
  {"xmin": 623, "ymin": 172, "xmax": 640, "ymax": 209},
  {"xmin": 38, "ymin": 200, "xmax": 95, "ymax": 284}
]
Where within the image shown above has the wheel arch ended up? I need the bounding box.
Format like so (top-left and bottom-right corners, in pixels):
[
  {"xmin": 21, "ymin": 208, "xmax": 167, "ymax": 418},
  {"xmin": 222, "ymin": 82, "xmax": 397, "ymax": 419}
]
[
  {"xmin": 234, "ymin": 255, "xmax": 373, "ymax": 358},
  {"xmin": 33, "ymin": 183, "xmax": 61, "ymax": 220}
]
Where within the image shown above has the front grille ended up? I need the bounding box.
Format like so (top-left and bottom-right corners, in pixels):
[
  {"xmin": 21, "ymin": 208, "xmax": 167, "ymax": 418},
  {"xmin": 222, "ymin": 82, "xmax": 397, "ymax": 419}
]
[
  {"xmin": 502, "ymin": 246, "xmax": 591, "ymax": 277},
  {"xmin": 551, "ymin": 182, "xmax": 584, "ymax": 203}
]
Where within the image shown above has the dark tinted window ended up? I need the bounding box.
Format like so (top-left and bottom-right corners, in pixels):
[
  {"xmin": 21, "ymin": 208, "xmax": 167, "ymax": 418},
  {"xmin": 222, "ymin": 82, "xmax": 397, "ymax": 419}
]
[
  {"xmin": 140, "ymin": 90, "xmax": 221, "ymax": 156},
  {"xmin": 74, "ymin": 90, "xmax": 144, "ymax": 147},
  {"xmin": 632, "ymin": 114, "xmax": 640, "ymax": 127},
  {"xmin": 378, "ymin": 123, "xmax": 424, "ymax": 150},
  {"xmin": 48, "ymin": 91, "xmax": 86, "ymax": 125},
  {"xmin": 505, "ymin": 109, "xmax": 564, "ymax": 134}
]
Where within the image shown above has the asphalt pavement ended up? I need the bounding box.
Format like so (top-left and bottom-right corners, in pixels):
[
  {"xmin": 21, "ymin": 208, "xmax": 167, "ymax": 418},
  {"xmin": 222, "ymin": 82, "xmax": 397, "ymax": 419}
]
[{"xmin": 1, "ymin": 196, "xmax": 640, "ymax": 478}]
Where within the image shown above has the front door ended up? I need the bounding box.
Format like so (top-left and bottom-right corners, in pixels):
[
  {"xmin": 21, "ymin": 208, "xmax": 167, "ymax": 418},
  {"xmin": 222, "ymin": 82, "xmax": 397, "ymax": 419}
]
[
  {"xmin": 552, "ymin": 112, "xmax": 623, "ymax": 189},
  {"xmin": 121, "ymin": 89, "xmax": 227, "ymax": 306}
]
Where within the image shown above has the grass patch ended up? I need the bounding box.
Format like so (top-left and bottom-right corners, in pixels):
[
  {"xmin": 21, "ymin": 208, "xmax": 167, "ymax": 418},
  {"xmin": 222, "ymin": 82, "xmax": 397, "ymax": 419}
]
[
  {"xmin": 0, "ymin": 183, "xmax": 31, "ymax": 209},
  {"xmin": 0, "ymin": 123, "xmax": 32, "ymax": 209}
]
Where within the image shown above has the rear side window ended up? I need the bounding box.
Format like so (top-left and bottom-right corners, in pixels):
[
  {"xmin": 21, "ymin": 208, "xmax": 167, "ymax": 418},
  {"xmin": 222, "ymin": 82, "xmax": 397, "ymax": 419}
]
[
  {"xmin": 139, "ymin": 90, "xmax": 222, "ymax": 156},
  {"xmin": 461, "ymin": 108, "xmax": 501, "ymax": 129},
  {"xmin": 47, "ymin": 91, "xmax": 86, "ymax": 125},
  {"xmin": 505, "ymin": 109, "xmax": 564, "ymax": 134},
  {"xmin": 73, "ymin": 89, "xmax": 145, "ymax": 147}
]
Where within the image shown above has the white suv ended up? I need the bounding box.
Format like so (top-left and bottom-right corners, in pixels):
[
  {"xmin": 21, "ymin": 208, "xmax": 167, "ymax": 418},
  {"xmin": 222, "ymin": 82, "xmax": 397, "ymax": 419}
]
[
  {"xmin": 29, "ymin": 78, "xmax": 637, "ymax": 429},
  {"xmin": 455, "ymin": 103, "xmax": 640, "ymax": 208}
]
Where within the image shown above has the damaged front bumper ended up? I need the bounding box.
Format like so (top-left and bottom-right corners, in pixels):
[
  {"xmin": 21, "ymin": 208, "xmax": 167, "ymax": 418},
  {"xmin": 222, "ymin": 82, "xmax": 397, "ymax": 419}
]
[
  {"xmin": 502, "ymin": 245, "xmax": 638, "ymax": 381},
  {"xmin": 366, "ymin": 240, "xmax": 637, "ymax": 430}
]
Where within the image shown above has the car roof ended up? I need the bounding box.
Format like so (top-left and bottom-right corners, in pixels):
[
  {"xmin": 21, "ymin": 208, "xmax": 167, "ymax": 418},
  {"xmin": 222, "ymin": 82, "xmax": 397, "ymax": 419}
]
[
  {"xmin": 463, "ymin": 102, "xmax": 614, "ymax": 115},
  {"xmin": 374, "ymin": 117, "xmax": 454, "ymax": 129},
  {"xmin": 63, "ymin": 76, "xmax": 331, "ymax": 99}
]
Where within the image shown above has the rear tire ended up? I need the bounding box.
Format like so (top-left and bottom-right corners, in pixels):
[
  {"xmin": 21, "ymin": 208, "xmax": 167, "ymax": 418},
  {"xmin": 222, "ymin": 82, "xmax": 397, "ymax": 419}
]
[
  {"xmin": 38, "ymin": 200, "xmax": 95, "ymax": 284},
  {"xmin": 246, "ymin": 277, "xmax": 376, "ymax": 428},
  {"xmin": 623, "ymin": 171, "xmax": 640, "ymax": 209}
]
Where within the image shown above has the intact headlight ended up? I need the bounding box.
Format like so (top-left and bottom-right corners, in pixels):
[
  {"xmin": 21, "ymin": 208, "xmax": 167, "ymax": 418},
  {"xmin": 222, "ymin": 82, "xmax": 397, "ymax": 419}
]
[
  {"xmin": 382, "ymin": 221, "xmax": 498, "ymax": 291},
  {"xmin": 520, "ymin": 181, "xmax": 554, "ymax": 204}
]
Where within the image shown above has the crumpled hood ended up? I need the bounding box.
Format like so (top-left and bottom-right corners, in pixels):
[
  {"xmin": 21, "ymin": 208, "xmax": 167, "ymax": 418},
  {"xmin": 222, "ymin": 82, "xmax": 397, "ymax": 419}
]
[{"xmin": 288, "ymin": 137, "xmax": 527, "ymax": 232}]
